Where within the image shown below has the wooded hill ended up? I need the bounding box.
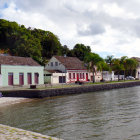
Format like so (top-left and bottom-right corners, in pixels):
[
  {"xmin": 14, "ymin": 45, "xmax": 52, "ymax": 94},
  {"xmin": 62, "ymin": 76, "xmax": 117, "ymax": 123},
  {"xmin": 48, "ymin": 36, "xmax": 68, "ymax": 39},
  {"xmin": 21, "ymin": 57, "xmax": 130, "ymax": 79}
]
[{"xmin": 0, "ymin": 19, "xmax": 91, "ymax": 65}]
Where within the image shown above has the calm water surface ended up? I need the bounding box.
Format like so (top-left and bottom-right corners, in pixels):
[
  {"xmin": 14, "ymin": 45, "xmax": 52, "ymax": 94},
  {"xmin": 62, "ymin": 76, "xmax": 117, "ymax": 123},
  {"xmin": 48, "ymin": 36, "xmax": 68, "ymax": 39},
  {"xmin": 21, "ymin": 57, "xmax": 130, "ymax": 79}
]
[{"xmin": 1, "ymin": 87, "xmax": 140, "ymax": 140}]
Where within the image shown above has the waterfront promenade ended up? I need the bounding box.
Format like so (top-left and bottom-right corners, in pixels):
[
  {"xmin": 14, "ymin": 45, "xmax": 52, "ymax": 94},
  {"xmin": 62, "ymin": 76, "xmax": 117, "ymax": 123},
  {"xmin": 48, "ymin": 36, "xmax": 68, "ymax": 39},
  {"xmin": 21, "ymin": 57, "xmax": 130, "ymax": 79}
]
[
  {"xmin": 1, "ymin": 81, "xmax": 140, "ymax": 98},
  {"xmin": 0, "ymin": 124, "xmax": 62, "ymax": 140}
]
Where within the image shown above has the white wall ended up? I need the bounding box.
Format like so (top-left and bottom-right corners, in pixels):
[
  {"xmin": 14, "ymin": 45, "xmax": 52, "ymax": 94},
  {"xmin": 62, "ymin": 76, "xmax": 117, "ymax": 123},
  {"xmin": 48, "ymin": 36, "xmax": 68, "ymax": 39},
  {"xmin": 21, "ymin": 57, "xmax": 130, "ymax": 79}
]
[
  {"xmin": 51, "ymin": 73, "xmax": 67, "ymax": 84},
  {"xmin": 103, "ymin": 71, "xmax": 114, "ymax": 81},
  {"xmin": 89, "ymin": 72, "xmax": 102, "ymax": 82},
  {"xmin": 136, "ymin": 67, "xmax": 140, "ymax": 79},
  {"xmin": 45, "ymin": 57, "xmax": 66, "ymax": 72}
]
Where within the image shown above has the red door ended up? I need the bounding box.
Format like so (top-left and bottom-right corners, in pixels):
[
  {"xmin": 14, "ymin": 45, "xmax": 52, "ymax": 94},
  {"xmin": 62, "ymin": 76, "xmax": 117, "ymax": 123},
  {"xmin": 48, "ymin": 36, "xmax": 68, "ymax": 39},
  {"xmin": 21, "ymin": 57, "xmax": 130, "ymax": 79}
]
[
  {"xmin": 86, "ymin": 73, "xmax": 88, "ymax": 81},
  {"xmin": 27, "ymin": 73, "xmax": 32, "ymax": 84},
  {"xmin": 8, "ymin": 73, "xmax": 13, "ymax": 85},
  {"xmin": 19, "ymin": 73, "xmax": 24, "ymax": 85},
  {"xmin": 34, "ymin": 73, "xmax": 39, "ymax": 84},
  {"xmin": 77, "ymin": 73, "xmax": 79, "ymax": 81}
]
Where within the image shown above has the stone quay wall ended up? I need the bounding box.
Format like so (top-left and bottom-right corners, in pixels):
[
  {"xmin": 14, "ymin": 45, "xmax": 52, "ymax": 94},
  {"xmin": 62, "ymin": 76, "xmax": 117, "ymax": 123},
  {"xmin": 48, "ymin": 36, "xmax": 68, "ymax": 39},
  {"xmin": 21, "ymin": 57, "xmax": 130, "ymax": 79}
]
[{"xmin": 2, "ymin": 81, "xmax": 140, "ymax": 98}]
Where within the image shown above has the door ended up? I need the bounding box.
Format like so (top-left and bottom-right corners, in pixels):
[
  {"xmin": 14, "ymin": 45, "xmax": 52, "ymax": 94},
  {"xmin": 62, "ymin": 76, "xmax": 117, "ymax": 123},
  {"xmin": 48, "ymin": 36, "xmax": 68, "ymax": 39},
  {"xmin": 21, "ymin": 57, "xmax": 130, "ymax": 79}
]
[
  {"xmin": 59, "ymin": 76, "xmax": 66, "ymax": 83},
  {"xmin": 77, "ymin": 73, "xmax": 79, "ymax": 81},
  {"xmin": 19, "ymin": 73, "xmax": 24, "ymax": 85},
  {"xmin": 86, "ymin": 73, "xmax": 88, "ymax": 81},
  {"xmin": 27, "ymin": 73, "xmax": 32, "ymax": 84},
  {"xmin": 34, "ymin": 73, "xmax": 39, "ymax": 84},
  {"xmin": 8, "ymin": 73, "xmax": 13, "ymax": 85}
]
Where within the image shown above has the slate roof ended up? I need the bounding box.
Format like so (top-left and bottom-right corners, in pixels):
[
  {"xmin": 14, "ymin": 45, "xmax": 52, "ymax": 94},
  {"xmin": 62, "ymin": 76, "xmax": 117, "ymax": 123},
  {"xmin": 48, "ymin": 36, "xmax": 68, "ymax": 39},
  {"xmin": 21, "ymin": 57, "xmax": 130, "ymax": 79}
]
[
  {"xmin": 0, "ymin": 55, "xmax": 40, "ymax": 66},
  {"xmin": 54, "ymin": 56, "xmax": 86, "ymax": 69}
]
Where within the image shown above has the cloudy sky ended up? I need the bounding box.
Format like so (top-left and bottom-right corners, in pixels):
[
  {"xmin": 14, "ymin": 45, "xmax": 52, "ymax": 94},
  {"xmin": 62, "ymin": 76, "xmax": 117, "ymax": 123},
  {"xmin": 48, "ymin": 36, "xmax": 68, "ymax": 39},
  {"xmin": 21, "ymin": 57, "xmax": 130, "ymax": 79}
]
[{"xmin": 0, "ymin": 0, "xmax": 140, "ymax": 58}]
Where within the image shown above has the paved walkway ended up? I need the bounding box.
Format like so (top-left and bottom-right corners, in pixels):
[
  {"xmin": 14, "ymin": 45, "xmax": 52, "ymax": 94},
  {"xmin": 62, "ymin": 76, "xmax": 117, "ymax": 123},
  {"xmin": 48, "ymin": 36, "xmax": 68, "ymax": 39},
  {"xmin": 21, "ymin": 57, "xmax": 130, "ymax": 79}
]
[{"xmin": 0, "ymin": 124, "xmax": 62, "ymax": 140}]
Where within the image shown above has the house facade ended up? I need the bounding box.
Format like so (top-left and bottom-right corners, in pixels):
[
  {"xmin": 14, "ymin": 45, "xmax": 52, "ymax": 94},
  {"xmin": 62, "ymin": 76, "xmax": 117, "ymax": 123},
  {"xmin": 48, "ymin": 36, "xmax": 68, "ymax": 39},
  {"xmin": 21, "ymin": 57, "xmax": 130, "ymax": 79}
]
[
  {"xmin": 45, "ymin": 56, "xmax": 90, "ymax": 84},
  {"xmin": 132, "ymin": 57, "xmax": 140, "ymax": 79},
  {"xmin": 0, "ymin": 56, "xmax": 44, "ymax": 87},
  {"xmin": 102, "ymin": 71, "xmax": 115, "ymax": 81}
]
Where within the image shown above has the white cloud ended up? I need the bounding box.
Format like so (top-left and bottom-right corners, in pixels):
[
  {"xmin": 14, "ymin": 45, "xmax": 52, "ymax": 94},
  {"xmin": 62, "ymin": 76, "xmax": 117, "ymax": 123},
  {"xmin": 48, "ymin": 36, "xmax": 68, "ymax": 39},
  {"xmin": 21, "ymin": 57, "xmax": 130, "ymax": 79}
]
[
  {"xmin": 103, "ymin": 3, "xmax": 138, "ymax": 19},
  {"xmin": 1, "ymin": 0, "xmax": 140, "ymax": 58}
]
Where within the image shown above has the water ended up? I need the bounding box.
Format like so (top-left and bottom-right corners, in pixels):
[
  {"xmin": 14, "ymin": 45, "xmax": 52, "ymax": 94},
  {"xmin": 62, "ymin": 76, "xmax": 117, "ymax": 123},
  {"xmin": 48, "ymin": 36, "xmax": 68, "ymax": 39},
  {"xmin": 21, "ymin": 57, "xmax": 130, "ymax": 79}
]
[{"xmin": 1, "ymin": 87, "xmax": 140, "ymax": 140}]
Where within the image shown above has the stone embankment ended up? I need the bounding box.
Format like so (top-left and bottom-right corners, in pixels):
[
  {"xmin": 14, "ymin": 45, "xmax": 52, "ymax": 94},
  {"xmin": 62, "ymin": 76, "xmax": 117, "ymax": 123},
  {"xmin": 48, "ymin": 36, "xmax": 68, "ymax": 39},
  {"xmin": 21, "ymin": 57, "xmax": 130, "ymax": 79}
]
[
  {"xmin": 2, "ymin": 81, "xmax": 140, "ymax": 98},
  {"xmin": 0, "ymin": 124, "xmax": 62, "ymax": 140}
]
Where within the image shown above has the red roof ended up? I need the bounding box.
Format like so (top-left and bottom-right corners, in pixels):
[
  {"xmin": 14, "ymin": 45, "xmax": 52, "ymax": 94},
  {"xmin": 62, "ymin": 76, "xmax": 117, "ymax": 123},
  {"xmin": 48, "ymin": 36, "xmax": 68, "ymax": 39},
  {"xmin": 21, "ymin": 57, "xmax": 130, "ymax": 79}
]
[
  {"xmin": 54, "ymin": 56, "xmax": 86, "ymax": 70},
  {"xmin": 0, "ymin": 55, "xmax": 40, "ymax": 66}
]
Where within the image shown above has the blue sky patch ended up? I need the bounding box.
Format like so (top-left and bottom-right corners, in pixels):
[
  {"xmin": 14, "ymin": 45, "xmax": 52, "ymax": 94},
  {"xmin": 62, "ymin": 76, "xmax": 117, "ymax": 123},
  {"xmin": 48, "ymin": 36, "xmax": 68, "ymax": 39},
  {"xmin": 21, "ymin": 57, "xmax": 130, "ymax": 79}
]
[{"xmin": 3, "ymin": 3, "xmax": 8, "ymax": 9}]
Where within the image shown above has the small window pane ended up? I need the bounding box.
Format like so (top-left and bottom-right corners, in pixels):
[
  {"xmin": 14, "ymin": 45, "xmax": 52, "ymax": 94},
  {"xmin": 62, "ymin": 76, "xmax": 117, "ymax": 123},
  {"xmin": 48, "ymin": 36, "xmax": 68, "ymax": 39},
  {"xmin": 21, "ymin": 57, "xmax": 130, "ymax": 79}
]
[{"xmin": 55, "ymin": 62, "xmax": 58, "ymax": 66}]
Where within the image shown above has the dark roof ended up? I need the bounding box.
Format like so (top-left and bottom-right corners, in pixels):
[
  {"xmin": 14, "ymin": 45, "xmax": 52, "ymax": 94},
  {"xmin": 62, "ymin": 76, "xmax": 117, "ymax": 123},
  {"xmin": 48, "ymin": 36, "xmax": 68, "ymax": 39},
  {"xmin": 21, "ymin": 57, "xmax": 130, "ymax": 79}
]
[
  {"xmin": 54, "ymin": 56, "xmax": 86, "ymax": 69},
  {"xmin": 0, "ymin": 55, "xmax": 40, "ymax": 66}
]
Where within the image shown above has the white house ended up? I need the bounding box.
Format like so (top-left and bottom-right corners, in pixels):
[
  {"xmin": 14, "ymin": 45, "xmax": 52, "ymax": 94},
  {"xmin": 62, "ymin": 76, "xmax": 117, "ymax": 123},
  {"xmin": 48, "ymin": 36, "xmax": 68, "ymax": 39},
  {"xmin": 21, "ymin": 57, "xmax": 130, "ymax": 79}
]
[
  {"xmin": 102, "ymin": 71, "xmax": 115, "ymax": 81},
  {"xmin": 45, "ymin": 56, "xmax": 90, "ymax": 84}
]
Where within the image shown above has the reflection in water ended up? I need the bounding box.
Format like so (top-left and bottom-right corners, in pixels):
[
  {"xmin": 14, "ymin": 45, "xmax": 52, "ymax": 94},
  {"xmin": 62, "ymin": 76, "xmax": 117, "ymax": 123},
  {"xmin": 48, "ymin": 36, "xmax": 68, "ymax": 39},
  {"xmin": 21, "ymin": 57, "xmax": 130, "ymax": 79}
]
[{"xmin": 1, "ymin": 86, "xmax": 140, "ymax": 140}]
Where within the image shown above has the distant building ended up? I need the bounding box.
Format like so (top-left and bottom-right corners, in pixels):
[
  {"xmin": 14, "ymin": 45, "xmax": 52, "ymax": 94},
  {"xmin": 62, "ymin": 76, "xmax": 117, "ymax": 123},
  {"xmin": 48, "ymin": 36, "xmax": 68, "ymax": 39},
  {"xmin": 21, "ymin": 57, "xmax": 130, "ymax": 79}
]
[
  {"xmin": 103, "ymin": 71, "xmax": 115, "ymax": 81},
  {"xmin": 0, "ymin": 55, "xmax": 44, "ymax": 87},
  {"xmin": 132, "ymin": 57, "xmax": 140, "ymax": 79},
  {"xmin": 45, "ymin": 56, "xmax": 90, "ymax": 84}
]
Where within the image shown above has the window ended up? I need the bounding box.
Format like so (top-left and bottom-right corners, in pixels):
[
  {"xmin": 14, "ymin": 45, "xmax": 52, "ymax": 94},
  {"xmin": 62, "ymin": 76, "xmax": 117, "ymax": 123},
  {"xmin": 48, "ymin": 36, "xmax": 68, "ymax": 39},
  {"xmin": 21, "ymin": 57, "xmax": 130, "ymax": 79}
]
[
  {"xmin": 69, "ymin": 73, "xmax": 71, "ymax": 79},
  {"xmin": 83, "ymin": 73, "xmax": 85, "ymax": 79},
  {"xmin": 44, "ymin": 74, "xmax": 51, "ymax": 76},
  {"xmin": 80, "ymin": 73, "xmax": 82, "ymax": 79},
  {"xmin": 55, "ymin": 62, "xmax": 58, "ymax": 66},
  {"xmin": 73, "ymin": 73, "xmax": 75, "ymax": 79},
  {"xmin": 51, "ymin": 62, "xmax": 53, "ymax": 66}
]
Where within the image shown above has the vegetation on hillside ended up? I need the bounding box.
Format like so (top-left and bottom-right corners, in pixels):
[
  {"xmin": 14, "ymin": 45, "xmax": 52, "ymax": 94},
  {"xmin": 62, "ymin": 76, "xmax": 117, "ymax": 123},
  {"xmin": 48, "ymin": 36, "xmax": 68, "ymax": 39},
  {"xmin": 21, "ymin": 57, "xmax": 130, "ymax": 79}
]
[{"xmin": 0, "ymin": 19, "xmax": 92, "ymax": 64}]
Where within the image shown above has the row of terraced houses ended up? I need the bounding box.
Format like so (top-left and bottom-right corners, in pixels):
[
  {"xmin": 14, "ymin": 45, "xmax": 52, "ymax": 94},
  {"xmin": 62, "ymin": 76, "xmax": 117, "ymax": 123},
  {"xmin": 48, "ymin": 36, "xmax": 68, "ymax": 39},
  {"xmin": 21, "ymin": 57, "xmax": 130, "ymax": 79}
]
[{"xmin": 0, "ymin": 55, "xmax": 140, "ymax": 87}]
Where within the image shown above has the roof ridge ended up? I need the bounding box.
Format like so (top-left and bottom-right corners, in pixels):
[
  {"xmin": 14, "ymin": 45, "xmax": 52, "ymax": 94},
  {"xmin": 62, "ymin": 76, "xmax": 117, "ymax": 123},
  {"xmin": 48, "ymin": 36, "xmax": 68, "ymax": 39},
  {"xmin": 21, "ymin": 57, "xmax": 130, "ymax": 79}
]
[
  {"xmin": 0, "ymin": 55, "xmax": 40, "ymax": 66},
  {"xmin": 0, "ymin": 55, "xmax": 32, "ymax": 59}
]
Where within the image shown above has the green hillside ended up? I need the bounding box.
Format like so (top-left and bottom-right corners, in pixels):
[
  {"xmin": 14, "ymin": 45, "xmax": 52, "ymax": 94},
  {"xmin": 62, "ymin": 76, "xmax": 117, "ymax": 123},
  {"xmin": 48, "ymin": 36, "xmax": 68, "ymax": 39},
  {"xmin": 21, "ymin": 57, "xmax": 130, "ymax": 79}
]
[{"xmin": 0, "ymin": 19, "xmax": 92, "ymax": 65}]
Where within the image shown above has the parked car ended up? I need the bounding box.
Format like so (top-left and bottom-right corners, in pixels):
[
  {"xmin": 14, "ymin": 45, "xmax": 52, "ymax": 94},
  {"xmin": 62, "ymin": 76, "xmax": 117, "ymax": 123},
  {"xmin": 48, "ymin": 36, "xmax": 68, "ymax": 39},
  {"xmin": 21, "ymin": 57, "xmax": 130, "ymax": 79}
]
[{"xmin": 125, "ymin": 76, "xmax": 135, "ymax": 80}]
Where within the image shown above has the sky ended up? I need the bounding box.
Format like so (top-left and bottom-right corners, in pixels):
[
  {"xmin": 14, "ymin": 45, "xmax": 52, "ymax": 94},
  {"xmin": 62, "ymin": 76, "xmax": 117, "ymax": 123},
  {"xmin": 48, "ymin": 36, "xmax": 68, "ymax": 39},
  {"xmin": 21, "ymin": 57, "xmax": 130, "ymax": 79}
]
[{"xmin": 0, "ymin": 0, "xmax": 140, "ymax": 58}]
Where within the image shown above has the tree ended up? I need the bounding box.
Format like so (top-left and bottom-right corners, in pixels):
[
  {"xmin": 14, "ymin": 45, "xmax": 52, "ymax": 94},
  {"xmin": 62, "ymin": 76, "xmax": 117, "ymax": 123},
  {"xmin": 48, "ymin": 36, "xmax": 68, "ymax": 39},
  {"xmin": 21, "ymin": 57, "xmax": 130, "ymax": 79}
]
[
  {"xmin": 84, "ymin": 53, "xmax": 103, "ymax": 83},
  {"xmin": 125, "ymin": 58, "xmax": 138, "ymax": 77},
  {"xmin": 112, "ymin": 58, "xmax": 124, "ymax": 81},
  {"xmin": 72, "ymin": 44, "xmax": 91, "ymax": 61},
  {"xmin": 0, "ymin": 19, "xmax": 62, "ymax": 65},
  {"xmin": 97, "ymin": 61, "xmax": 109, "ymax": 81},
  {"xmin": 105, "ymin": 55, "xmax": 114, "ymax": 67},
  {"xmin": 120, "ymin": 56, "xmax": 128, "ymax": 80}
]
